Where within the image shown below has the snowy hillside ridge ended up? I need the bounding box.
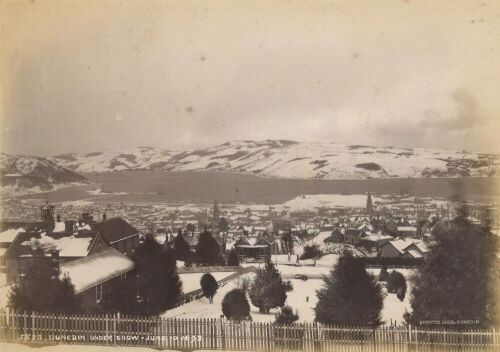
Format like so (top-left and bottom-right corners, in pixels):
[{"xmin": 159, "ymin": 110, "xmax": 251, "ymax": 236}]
[
  {"xmin": 0, "ymin": 153, "xmax": 88, "ymax": 194},
  {"xmin": 50, "ymin": 146, "xmax": 178, "ymax": 173},
  {"xmin": 48, "ymin": 140, "xmax": 499, "ymax": 179}
]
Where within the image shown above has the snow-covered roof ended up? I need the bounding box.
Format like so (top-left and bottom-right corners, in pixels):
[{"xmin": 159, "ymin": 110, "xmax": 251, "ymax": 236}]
[
  {"xmin": 53, "ymin": 222, "xmax": 66, "ymax": 232},
  {"xmin": 0, "ymin": 228, "xmax": 24, "ymax": 243},
  {"xmin": 406, "ymin": 241, "xmax": 430, "ymax": 253},
  {"xmin": 361, "ymin": 234, "xmax": 394, "ymax": 242},
  {"xmin": 397, "ymin": 226, "xmax": 417, "ymax": 232},
  {"xmin": 21, "ymin": 233, "xmax": 93, "ymax": 257},
  {"xmin": 247, "ymin": 237, "xmax": 258, "ymax": 245},
  {"xmin": 384, "ymin": 238, "xmax": 421, "ymax": 254},
  {"xmin": 404, "ymin": 249, "xmax": 423, "ymax": 258},
  {"xmin": 357, "ymin": 223, "xmax": 373, "ymax": 231},
  {"xmin": 60, "ymin": 247, "xmax": 134, "ymax": 294}
]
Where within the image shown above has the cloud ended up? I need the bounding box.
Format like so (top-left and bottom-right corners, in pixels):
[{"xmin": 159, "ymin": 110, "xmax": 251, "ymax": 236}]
[{"xmin": 419, "ymin": 88, "xmax": 480, "ymax": 131}]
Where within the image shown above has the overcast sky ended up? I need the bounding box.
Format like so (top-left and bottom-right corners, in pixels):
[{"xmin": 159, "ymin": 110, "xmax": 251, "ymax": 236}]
[{"xmin": 1, "ymin": 0, "xmax": 499, "ymax": 156}]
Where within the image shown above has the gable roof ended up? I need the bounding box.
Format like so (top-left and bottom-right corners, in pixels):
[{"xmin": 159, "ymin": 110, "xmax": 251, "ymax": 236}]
[
  {"xmin": 60, "ymin": 247, "xmax": 135, "ymax": 294},
  {"xmin": 382, "ymin": 238, "xmax": 422, "ymax": 255},
  {"xmin": 404, "ymin": 241, "xmax": 430, "ymax": 254},
  {"xmin": 404, "ymin": 249, "xmax": 423, "ymax": 258},
  {"xmin": 90, "ymin": 217, "xmax": 139, "ymax": 243}
]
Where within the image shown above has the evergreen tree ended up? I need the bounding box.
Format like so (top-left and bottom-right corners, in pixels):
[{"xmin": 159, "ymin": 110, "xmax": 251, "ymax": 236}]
[
  {"xmin": 275, "ymin": 306, "xmax": 299, "ymax": 325},
  {"xmin": 100, "ymin": 275, "xmax": 137, "ymax": 314},
  {"xmin": 173, "ymin": 229, "xmax": 191, "ymax": 261},
  {"xmin": 405, "ymin": 212, "xmax": 500, "ymax": 327},
  {"xmin": 282, "ymin": 232, "xmax": 294, "ymax": 260},
  {"xmin": 133, "ymin": 235, "xmax": 183, "ymax": 315},
  {"xmin": 200, "ymin": 273, "xmax": 218, "ymax": 303},
  {"xmin": 186, "ymin": 223, "xmax": 196, "ymax": 236},
  {"xmin": 249, "ymin": 262, "xmax": 293, "ymax": 313},
  {"xmin": 9, "ymin": 251, "xmax": 81, "ymax": 314},
  {"xmin": 194, "ymin": 230, "xmax": 224, "ymax": 266},
  {"xmin": 314, "ymin": 253, "xmax": 383, "ymax": 327},
  {"xmin": 219, "ymin": 217, "xmax": 229, "ymax": 234},
  {"xmin": 386, "ymin": 271, "xmax": 407, "ymax": 296},
  {"xmin": 227, "ymin": 249, "xmax": 239, "ymax": 266},
  {"xmin": 222, "ymin": 289, "xmax": 250, "ymax": 321},
  {"xmin": 56, "ymin": 276, "xmax": 82, "ymax": 313}
]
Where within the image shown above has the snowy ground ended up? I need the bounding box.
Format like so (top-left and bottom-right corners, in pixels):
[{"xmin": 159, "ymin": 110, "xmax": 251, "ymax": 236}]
[
  {"xmin": 282, "ymin": 194, "xmax": 383, "ymax": 210},
  {"xmin": 167, "ymin": 266, "xmax": 415, "ymax": 327},
  {"xmin": 368, "ymin": 268, "xmax": 415, "ymax": 326},
  {"xmin": 242, "ymin": 254, "xmax": 338, "ymax": 278},
  {"xmin": 179, "ymin": 272, "xmax": 236, "ymax": 293},
  {"xmin": 162, "ymin": 273, "xmax": 266, "ymax": 321}
]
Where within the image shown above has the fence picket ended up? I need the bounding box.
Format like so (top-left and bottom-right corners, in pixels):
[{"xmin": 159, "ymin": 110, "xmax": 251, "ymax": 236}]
[{"xmin": 1, "ymin": 310, "xmax": 499, "ymax": 351}]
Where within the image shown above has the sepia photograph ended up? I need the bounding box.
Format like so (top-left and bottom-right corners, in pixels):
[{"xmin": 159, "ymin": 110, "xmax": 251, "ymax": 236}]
[{"xmin": 0, "ymin": 0, "xmax": 499, "ymax": 351}]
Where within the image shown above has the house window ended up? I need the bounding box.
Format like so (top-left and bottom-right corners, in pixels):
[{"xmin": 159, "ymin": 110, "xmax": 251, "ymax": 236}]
[{"xmin": 96, "ymin": 284, "xmax": 103, "ymax": 303}]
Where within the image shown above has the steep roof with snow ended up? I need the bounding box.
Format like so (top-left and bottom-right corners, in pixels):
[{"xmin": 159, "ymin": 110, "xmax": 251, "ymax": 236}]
[
  {"xmin": 0, "ymin": 227, "xmax": 25, "ymax": 243},
  {"xmin": 404, "ymin": 249, "xmax": 423, "ymax": 258},
  {"xmin": 383, "ymin": 238, "xmax": 422, "ymax": 254},
  {"xmin": 59, "ymin": 247, "xmax": 135, "ymax": 294}
]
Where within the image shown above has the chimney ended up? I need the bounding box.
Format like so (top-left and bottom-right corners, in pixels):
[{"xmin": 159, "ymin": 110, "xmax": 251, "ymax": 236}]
[
  {"xmin": 65, "ymin": 220, "xmax": 75, "ymax": 232},
  {"xmin": 81, "ymin": 212, "xmax": 94, "ymax": 224},
  {"xmin": 50, "ymin": 249, "xmax": 60, "ymax": 277}
]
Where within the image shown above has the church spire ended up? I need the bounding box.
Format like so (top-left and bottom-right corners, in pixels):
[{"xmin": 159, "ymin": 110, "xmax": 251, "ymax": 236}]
[{"xmin": 366, "ymin": 191, "xmax": 374, "ymax": 216}]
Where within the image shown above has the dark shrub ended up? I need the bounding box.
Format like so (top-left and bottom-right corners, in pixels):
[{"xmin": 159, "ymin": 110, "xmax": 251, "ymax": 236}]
[
  {"xmin": 275, "ymin": 306, "xmax": 299, "ymax": 325},
  {"xmin": 200, "ymin": 273, "xmax": 218, "ymax": 303},
  {"xmin": 386, "ymin": 271, "xmax": 407, "ymax": 296},
  {"xmin": 300, "ymin": 244, "xmax": 323, "ymax": 260},
  {"xmin": 222, "ymin": 289, "xmax": 250, "ymax": 321}
]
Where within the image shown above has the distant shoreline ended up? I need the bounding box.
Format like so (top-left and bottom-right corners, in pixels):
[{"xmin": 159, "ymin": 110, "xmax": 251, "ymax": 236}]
[{"xmin": 5, "ymin": 171, "xmax": 498, "ymax": 205}]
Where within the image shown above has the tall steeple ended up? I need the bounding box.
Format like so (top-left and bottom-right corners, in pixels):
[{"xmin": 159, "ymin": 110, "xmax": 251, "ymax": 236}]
[
  {"xmin": 213, "ymin": 199, "xmax": 220, "ymax": 222},
  {"xmin": 366, "ymin": 192, "xmax": 374, "ymax": 216}
]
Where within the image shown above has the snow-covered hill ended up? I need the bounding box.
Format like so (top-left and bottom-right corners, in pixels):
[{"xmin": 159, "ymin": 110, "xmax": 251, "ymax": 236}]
[
  {"xmin": 1, "ymin": 153, "xmax": 87, "ymax": 194},
  {"xmin": 49, "ymin": 140, "xmax": 498, "ymax": 179}
]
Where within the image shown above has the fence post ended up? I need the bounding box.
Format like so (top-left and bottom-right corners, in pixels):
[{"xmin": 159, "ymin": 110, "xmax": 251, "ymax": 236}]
[
  {"xmin": 408, "ymin": 324, "xmax": 411, "ymax": 351},
  {"xmin": 113, "ymin": 313, "xmax": 117, "ymax": 346},
  {"xmin": 220, "ymin": 317, "xmax": 226, "ymax": 350}
]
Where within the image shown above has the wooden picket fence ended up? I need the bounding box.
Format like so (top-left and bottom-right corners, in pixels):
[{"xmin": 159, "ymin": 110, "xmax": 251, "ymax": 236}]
[{"xmin": 0, "ymin": 309, "xmax": 499, "ymax": 351}]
